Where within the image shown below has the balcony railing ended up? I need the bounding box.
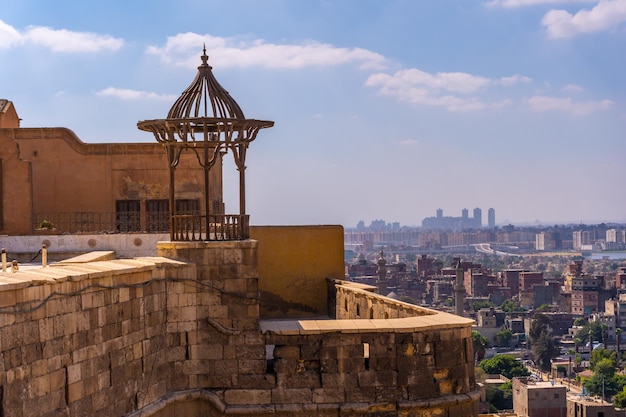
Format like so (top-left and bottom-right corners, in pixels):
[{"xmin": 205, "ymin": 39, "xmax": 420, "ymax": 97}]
[
  {"xmin": 172, "ymin": 214, "xmax": 249, "ymax": 241},
  {"xmin": 32, "ymin": 212, "xmax": 250, "ymax": 241}
]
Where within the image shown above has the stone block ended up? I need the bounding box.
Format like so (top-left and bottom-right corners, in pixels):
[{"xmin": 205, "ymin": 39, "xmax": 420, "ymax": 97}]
[
  {"xmin": 30, "ymin": 358, "xmax": 48, "ymax": 377},
  {"xmin": 67, "ymin": 381, "xmax": 83, "ymax": 403},
  {"xmin": 320, "ymin": 359, "xmax": 338, "ymax": 373},
  {"xmin": 237, "ymin": 373, "xmax": 276, "ymax": 389},
  {"xmin": 271, "ymin": 388, "xmax": 312, "ymax": 404},
  {"xmin": 48, "ymin": 368, "xmax": 66, "ymax": 393},
  {"xmin": 67, "ymin": 363, "xmax": 81, "ymax": 384},
  {"xmin": 345, "ymin": 387, "xmax": 376, "ymax": 403},
  {"xmin": 276, "ymin": 370, "xmax": 321, "ymax": 389},
  {"xmin": 321, "ymin": 371, "xmax": 357, "ymax": 389},
  {"xmin": 273, "ymin": 345, "xmax": 301, "ymax": 359},
  {"xmin": 357, "ymin": 370, "xmax": 397, "ymax": 388},
  {"xmin": 338, "ymin": 357, "xmax": 364, "ymax": 373},
  {"xmin": 238, "ymin": 359, "xmax": 266, "ymax": 374},
  {"xmin": 224, "ymin": 389, "xmax": 271, "ymax": 405},
  {"xmin": 235, "ymin": 344, "xmax": 264, "ymax": 360},
  {"xmin": 29, "ymin": 374, "xmax": 51, "ymax": 398},
  {"xmin": 312, "ymin": 387, "xmax": 346, "ymax": 404}
]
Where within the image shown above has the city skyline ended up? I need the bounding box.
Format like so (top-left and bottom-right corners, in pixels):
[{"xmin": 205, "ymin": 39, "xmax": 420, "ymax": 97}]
[{"xmin": 1, "ymin": 1, "xmax": 624, "ymax": 227}]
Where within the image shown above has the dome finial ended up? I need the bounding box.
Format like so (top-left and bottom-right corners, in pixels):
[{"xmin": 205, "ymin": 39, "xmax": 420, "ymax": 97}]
[{"xmin": 201, "ymin": 43, "xmax": 209, "ymax": 67}]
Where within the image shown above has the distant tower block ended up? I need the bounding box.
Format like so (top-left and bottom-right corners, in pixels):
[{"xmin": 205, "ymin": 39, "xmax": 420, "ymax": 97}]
[
  {"xmin": 436, "ymin": 208, "xmax": 443, "ymax": 219},
  {"xmin": 462, "ymin": 208, "xmax": 468, "ymax": 219},
  {"xmin": 488, "ymin": 208, "xmax": 495, "ymax": 228},
  {"xmin": 454, "ymin": 257, "xmax": 465, "ymax": 317},
  {"xmin": 473, "ymin": 207, "xmax": 482, "ymax": 228}
]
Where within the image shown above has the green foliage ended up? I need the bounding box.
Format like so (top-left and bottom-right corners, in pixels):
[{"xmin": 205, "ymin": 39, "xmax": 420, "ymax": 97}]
[
  {"xmin": 495, "ymin": 329, "xmax": 513, "ymax": 347},
  {"xmin": 575, "ymin": 321, "xmax": 604, "ymax": 343},
  {"xmin": 471, "ymin": 301, "xmax": 495, "ymax": 312},
  {"xmin": 500, "ymin": 299, "xmax": 524, "ymax": 313},
  {"xmin": 573, "ymin": 317, "xmax": 587, "ymax": 326},
  {"xmin": 583, "ymin": 372, "xmax": 620, "ymax": 398},
  {"xmin": 473, "ymin": 331, "xmax": 489, "ymax": 362},
  {"xmin": 484, "ymin": 381, "xmax": 513, "ymax": 410},
  {"xmin": 583, "ymin": 348, "xmax": 624, "ymax": 398},
  {"xmin": 38, "ymin": 219, "xmax": 54, "ymax": 230},
  {"xmin": 479, "ymin": 355, "xmax": 530, "ymax": 379},
  {"xmin": 590, "ymin": 348, "xmax": 616, "ymax": 371},
  {"xmin": 614, "ymin": 386, "xmax": 626, "ymax": 409},
  {"xmin": 529, "ymin": 313, "xmax": 559, "ymax": 371}
]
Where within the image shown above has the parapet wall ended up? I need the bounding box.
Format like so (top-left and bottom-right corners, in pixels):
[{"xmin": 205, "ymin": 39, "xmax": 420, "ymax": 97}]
[
  {"xmin": 0, "ymin": 257, "xmax": 197, "ymax": 416},
  {"xmin": 0, "ymin": 243, "xmax": 479, "ymax": 417}
]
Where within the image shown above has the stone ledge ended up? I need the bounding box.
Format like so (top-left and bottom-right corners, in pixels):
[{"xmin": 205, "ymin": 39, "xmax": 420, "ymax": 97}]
[{"xmin": 260, "ymin": 312, "xmax": 474, "ymax": 335}]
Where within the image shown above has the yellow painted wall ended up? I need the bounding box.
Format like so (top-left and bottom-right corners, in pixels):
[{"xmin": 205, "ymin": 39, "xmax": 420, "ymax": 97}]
[{"xmin": 250, "ymin": 225, "xmax": 345, "ymax": 318}]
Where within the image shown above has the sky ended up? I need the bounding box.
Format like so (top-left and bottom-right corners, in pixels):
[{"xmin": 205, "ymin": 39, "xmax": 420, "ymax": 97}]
[{"xmin": 1, "ymin": 0, "xmax": 625, "ymax": 228}]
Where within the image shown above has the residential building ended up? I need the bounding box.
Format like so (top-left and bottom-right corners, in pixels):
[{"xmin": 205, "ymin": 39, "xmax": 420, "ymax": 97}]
[
  {"xmin": 567, "ymin": 395, "xmax": 626, "ymax": 417},
  {"xmin": 512, "ymin": 377, "xmax": 566, "ymax": 417}
]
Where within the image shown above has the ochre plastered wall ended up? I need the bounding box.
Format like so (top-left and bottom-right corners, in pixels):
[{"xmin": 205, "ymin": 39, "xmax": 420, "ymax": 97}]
[
  {"xmin": 0, "ymin": 101, "xmax": 20, "ymax": 128},
  {"xmin": 250, "ymin": 225, "xmax": 345, "ymax": 318},
  {"xmin": 0, "ymin": 126, "xmax": 222, "ymax": 234}
]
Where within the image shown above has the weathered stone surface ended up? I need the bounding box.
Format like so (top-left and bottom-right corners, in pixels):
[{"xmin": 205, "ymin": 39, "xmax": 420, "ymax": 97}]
[{"xmin": 0, "ymin": 245, "xmax": 478, "ymax": 417}]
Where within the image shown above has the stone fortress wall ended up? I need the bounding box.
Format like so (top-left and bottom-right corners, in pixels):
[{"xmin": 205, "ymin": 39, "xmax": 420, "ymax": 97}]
[{"xmin": 1, "ymin": 233, "xmax": 479, "ymax": 417}]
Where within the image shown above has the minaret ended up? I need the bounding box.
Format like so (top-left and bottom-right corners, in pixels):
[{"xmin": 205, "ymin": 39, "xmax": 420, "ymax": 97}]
[
  {"xmin": 377, "ymin": 250, "xmax": 387, "ymax": 295},
  {"xmin": 454, "ymin": 257, "xmax": 465, "ymax": 316}
]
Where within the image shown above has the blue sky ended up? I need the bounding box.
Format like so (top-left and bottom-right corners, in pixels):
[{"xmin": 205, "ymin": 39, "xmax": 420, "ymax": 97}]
[{"xmin": 1, "ymin": 0, "xmax": 625, "ymax": 227}]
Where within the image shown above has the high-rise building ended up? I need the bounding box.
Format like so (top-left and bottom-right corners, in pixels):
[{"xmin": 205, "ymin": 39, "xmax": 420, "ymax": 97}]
[
  {"xmin": 488, "ymin": 208, "xmax": 495, "ymax": 228},
  {"xmin": 573, "ymin": 230, "xmax": 592, "ymax": 250},
  {"xmin": 607, "ymin": 228, "xmax": 625, "ymax": 243},
  {"xmin": 473, "ymin": 207, "xmax": 482, "ymax": 228}
]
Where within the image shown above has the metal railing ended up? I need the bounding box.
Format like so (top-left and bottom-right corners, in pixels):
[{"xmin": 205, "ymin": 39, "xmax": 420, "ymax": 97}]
[
  {"xmin": 32, "ymin": 212, "xmax": 249, "ymax": 241},
  {"xmin": 172, "ymin": 214, "xmax": 249, "ymax": 241}
]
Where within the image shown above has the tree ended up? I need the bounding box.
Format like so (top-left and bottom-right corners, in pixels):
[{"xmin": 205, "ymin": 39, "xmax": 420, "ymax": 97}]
[
  {"xmin": 500, "ymin": 299, "xmax": 524, "ymax": 313},
  {"xmin": 601, "ymin": 324, "xmax": 609, "ymax": 347},
  {"xmin": 583, "ymin": 349, "xmax": 624, "ymax": 398},
  {"xmin": 529, "ymin": 313, "xmax": 559, "ymax": 371},
  {"xmin": 479, "ymin": 355, "xmax": 530, "ymax": 379},
  {"xmin": 574, "ymin": 317, "xmax": 587, "ymax": 327},
  {"xmin": 617, "ymin": 328, "xmax": 623, "ymax": 357},
  {"xmin": 484, "ymin": 381, "xmax": 513, "ymax": 410},
  {"xmin": 614, "ymin": 386, "xmax": 626, "ymax": 409},
  {"xmin": 471, "ymin": 301, "xmax": 494, "ymax": 312},
  {"xmin": 473, "ymin": 331, "xmax": 489, "ymax": 363},
  {"xmin": 495, "ymin": 329, "xmax": 513, "ymax": 347},
  {"xmin": 575, "ymin": 321, "xmax": 604, "ymax": 345},
  {"xmin": 590, "ymin": 348, "xmax": 616, "ymax": 370}
]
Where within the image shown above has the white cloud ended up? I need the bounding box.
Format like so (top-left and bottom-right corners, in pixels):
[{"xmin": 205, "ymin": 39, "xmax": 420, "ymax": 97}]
[
  {"xmin": 498, "ymin": 74, "xmax": 533, "ymax": 86},
  {"xmin": 147, "ymin": 33, "xmax": 387, "ymax": 70},
  {"xmin": 526, "ymin": 95, "xmax": 613, "ymax": 114},
  {"xmin": 96, "ymin": 87, "xmax": 177, "ymax": 101},
  {"xmin": 0, "ymin": 19, "xmax": 123, "ymax": 52},
  {"xmin": 365, "ymin": 69, "xmax": 527, "ymax": 112},
  {"xmin": 485, "ymin": 0, "xmax": 595, "ymax": 8},
  {"xmin": 0, "ymin": 19, "xmax": 21, "ymax": 49},
  {"xmin": 562, "ymin": 83, "xmax": 584, "ymax": 92},
  {"xmin": 542, "ymin": 0, "xmax": 626, "ymax": 38}
]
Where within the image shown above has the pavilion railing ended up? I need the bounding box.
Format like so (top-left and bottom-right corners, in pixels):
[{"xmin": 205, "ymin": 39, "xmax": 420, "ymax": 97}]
[
  {"xmin": 171, "ymin": 214, "xmax": 249, "ymax": 241},
  {"xmin": 32, "ymin": 212, "xmax": 249, "ymax": 241}
]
